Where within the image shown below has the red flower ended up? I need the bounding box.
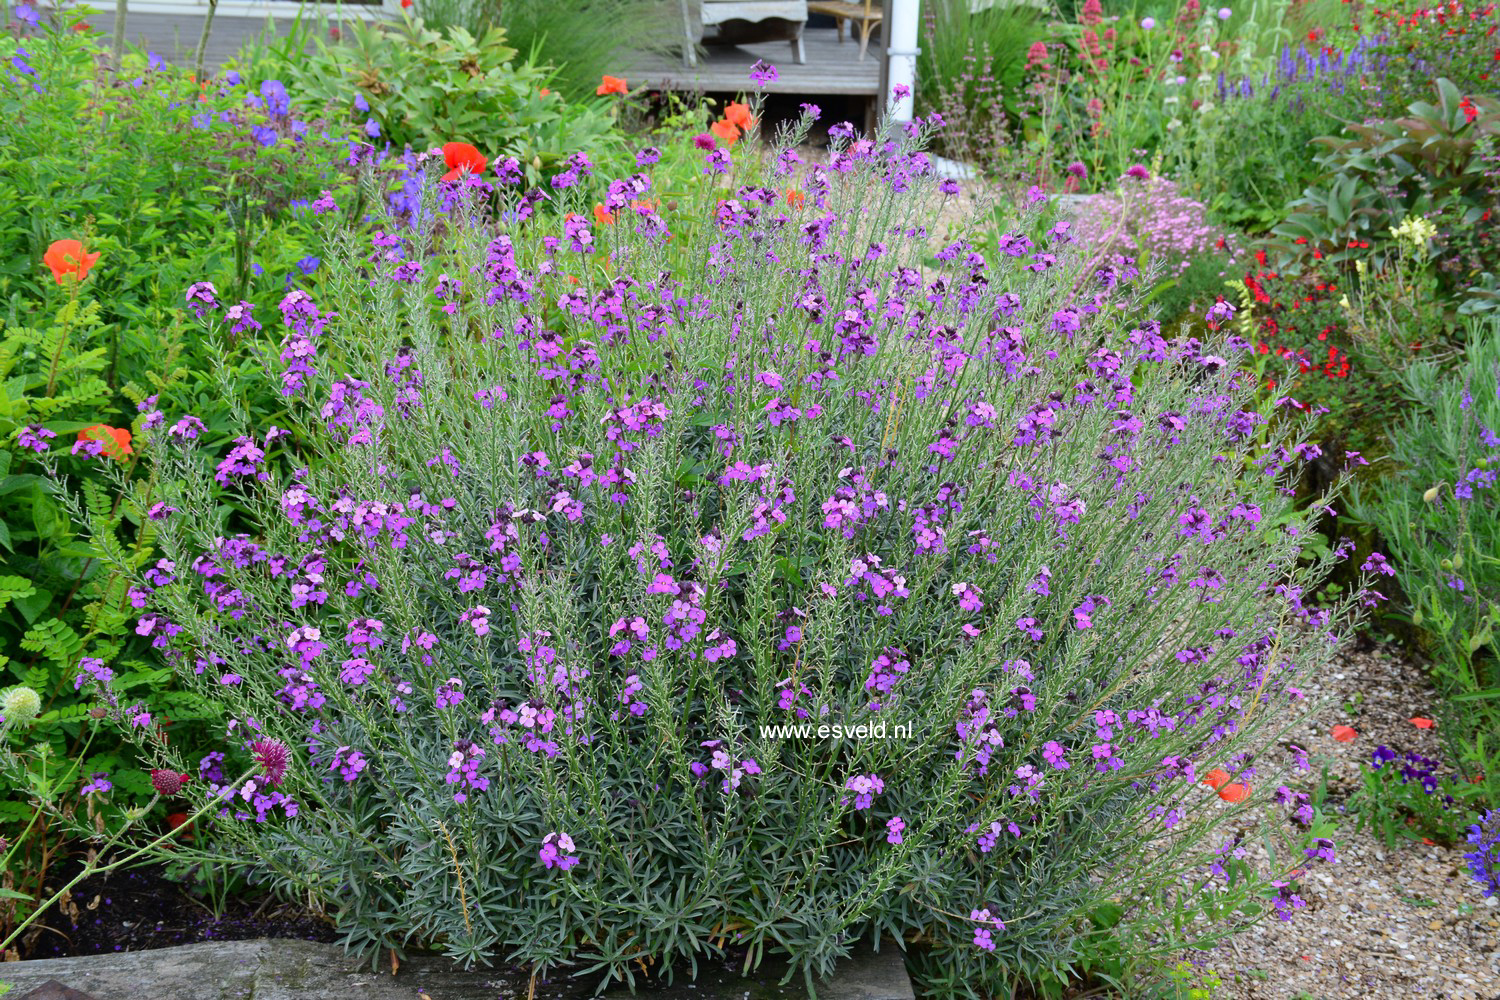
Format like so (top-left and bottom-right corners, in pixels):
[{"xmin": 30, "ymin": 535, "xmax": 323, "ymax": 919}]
[
  {"xmin": 1201, "ymin": 768, "xmax": 1230, "ymax": 790},
  {"xmin": 401, "ymin": 0, "xmax": 412, "ymax": 8},
  {"xmin": 441, "ymin": 142, "xmax": 487, "ymax": 182},
  {"xmin": 1409, "ymin": 716, "xmax": 1435, "ymax": 729},
  {"xmin": 78, "ymin": 424, "xmax": 133, "ymax": 461},
  {"xmin": 1217, "ymin": 782, "xmax": 1250, "ymax": 804},
  {"xmin": 709, "ymin": 119, "xmax": 741, "ymax": 145},
  {"xmin": 723, "ymin": 101, "xmax": 756, "ymax": 131},
  {"xmin": 596, "ymin": 75, "xmax": 628, "ymax": 96},
  {"xmin": 44, "ymin": 239, "xmax": 102, "ymax": 284},
  {"xmin": 150, "ymin": 770, "xmax": 192, "ymax": 796},
  {"xmin": 785, "ymin": 188, "xmax": 805, "ymax": 208},
  {"xmin": 1330, "ymin": 725, "xmax": 1358, "ymax": 743},
  {"xmin": 593, "ymin": 203, "xmax": 615, "ymax": 225}
]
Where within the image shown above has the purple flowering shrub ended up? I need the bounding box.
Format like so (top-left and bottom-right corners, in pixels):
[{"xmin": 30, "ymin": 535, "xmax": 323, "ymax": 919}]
[{"xmin": 90, "ymin": 107, "xmax": 1379, "ymax": 993}]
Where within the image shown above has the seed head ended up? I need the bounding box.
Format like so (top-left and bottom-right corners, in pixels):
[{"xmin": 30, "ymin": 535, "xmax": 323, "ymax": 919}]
[
  {"xmin": 150, "ymin": 769, "xmax": 188, "ymax": 796},
  {"xmin": 2, "ymin": 686, "xmax": 42, "ymax": 726}
]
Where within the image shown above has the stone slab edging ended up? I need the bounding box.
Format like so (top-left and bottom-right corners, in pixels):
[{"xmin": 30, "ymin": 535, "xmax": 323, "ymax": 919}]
[{"xmin": 1, "ymin": 938, "xmax": 915, "ymax": 1000}]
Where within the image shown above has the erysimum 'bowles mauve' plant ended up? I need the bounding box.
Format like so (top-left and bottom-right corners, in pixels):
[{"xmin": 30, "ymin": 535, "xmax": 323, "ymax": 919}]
[{"xmin": 82, "ymin": 100, "xmax": 1376, "ymax": 996}]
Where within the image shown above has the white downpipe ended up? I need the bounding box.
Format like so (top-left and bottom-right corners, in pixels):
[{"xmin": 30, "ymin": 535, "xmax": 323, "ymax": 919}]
[{"xmin": 886, "ymin": 0, "xmax": 920, "ymax": 121}]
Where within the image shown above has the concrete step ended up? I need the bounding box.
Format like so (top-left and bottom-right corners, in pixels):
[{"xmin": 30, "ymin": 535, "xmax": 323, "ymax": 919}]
[{"xmin": 2, "ymin": 937, "xmax": 914, "ymax": 1000}]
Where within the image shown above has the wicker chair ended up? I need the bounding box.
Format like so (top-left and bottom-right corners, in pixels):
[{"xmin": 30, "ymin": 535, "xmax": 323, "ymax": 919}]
[{"xmin": 806, "ymin": 0, "xmax": 882, "ymax": 60}]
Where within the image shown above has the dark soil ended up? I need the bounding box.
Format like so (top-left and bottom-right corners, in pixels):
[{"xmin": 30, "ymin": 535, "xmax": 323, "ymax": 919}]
[{"xmin": 15, "ymin": 860, "xmax": 336, "ymax": 961}]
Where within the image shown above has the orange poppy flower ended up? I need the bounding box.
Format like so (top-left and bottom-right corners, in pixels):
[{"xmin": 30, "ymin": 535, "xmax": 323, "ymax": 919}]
[
  {"xmin": 540, "ymin": 88, "xmax": 551, "ymax": 96},
  {"xmin": 401, "ymin": 0, "xmax": 412, "ymax": 8},
  {"xmin": 1200, "ymin": 768, "xmax": 1230, "ymax": 791},
  {"xmin": 785, "ymin": 188, "xmax": 805, "ymax": 208},
  {"xmin": 441, "ymin": 142, "xmax": 487, "ymax": 182},
  {"xmin": 1330, "ymin": 725, "xmax": 1358, "ymax": 743},
  {"xmin": 78, "ymin": 424, "xmax": 133, "ymax": 460},
  {"xmin": 709, "ymin": 119, "xmax": 740, "ymax": 145},
  {"xmin": 593, "ymin": 203, "xmax": 615, "ymax": 225},
  {"xmin": 723, "ymin": 101, "xmax": 756, "ymax": 131},
  {"xmin": 1410, "ymin": 717, "xmax": 1435, "ymax": 729},
  {"xmin": 596, "ymin": 75, "xmax": 628, "ymax": 96},
  {"xmin": 628, "ymin": 198, "xmax": 659, "ymax": 212},
  {"xmin": 1217, "ymin": 782, "xmax": 1250, "ymax": 804},
  {"xmin": 44, "ymin": 239, "xmax": 102, "ymax": 284}
]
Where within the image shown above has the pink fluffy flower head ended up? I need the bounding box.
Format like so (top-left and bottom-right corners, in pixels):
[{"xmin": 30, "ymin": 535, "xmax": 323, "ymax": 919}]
[{"xmin": 250, "ymin": 738, "xmax": 292, "ymax": 786}]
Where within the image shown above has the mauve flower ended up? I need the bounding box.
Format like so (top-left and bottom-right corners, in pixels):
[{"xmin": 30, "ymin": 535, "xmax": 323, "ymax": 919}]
[{"xmin": 16, "ymin": 424, "xmax": 55, "ymax": 453}]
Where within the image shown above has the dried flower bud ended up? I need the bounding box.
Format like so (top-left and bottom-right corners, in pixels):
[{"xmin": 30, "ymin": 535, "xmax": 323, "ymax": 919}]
[{"xmin": 1422, "ymin": 485, "xmax": 1440, "ymax": 503}]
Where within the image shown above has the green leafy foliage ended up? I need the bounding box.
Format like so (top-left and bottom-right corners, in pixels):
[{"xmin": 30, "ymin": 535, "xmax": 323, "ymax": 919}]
[
  {"xmin": 1346, "ymin": 319, "xmax": 1500, "ymax": 810},
  {"xmin": 233, "ymin": 16, "xmax": 625, "ymax": 185},
  {"xmin": 1266, "ymin": 80, "xmax": 1499, "ymax": 292}
]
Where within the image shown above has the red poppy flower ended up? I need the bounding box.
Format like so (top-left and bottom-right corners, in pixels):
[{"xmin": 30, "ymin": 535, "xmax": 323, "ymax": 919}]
[
  {"xmin": 1217, "ymin": 782, "xmax": 1250, "ymax": 804},
  {"xmin": 709, "ymin": 119, "xmax": 740, "ymax": 145},
  {"xmin": 785, "ymin": 188, "xmax": 805, "ymax": 208},
  {"xmin": 596, "ymin": 75, "xmax": 628, "ymax": 96},
  {"xmin": 44, "ymin": 239, "xmax": 102, "ymax": 284},
  {"xmin": 441, "ymin": 142, "xmax": 487, "ymax": 182},
  {"xmin": 401, "ymin": 0, "xmax": 412, "ymax": 8},
  {"xmin": 1410, "ymin": 717, "xmax": 1435, "ymax": 729},
  {"xmin": 78, "ymin": 424, "xmax": 133, "ymax": 461},
  {"xmin": 723, "ymin": 101, "xmax": 756, "ymax": 131},
  {"xmin": 593, "ymin": 203, "xmax": 615, "ymax": 225},
  {"xmin": 1201, "ymin": 768, "xmax": 1230, "ymax": 790},
  {"xmin": 1331, "ymin": 725, "xmax": 1358, "ymax": 743}
]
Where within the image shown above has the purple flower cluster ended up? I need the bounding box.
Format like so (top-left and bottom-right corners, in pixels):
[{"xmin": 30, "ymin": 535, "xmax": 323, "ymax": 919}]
[{"xmin": 539, "ymin": 831, "xmax": 579, "ymax": 871}]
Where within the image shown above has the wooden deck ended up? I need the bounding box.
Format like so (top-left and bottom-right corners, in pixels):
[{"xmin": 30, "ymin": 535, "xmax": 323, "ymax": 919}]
[
  {"xmin": 94, "ymin": 9, "xmax": 884, "ymax": 101},
  {"xmin": 626, "ymin": 27, "xmax": 883, "ymax": 97},
  {"xmin": 80, "ymin": 7, "xmax": 377, "ymax": 70}
]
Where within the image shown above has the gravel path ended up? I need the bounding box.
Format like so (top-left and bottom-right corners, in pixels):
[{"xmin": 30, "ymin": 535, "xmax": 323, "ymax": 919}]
[{"xmin": 1198, "ymin": 643, "xmax": 1500, "ymax": 1000}]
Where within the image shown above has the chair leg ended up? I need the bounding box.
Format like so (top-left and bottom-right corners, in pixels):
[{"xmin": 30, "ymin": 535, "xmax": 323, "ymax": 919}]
[
  {"xmin": 835, "ymin": 17, "xmax": 845, "ymax": 42},
  {"xmin": 790, "ymin": 31, "xmax": 805, "ymax": 65},
  {"xmin": 857, "ymin": 21, "xmax": 873, "ymax": 60}
]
